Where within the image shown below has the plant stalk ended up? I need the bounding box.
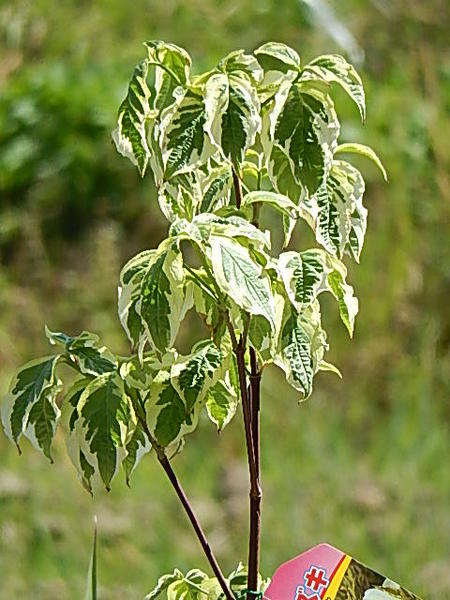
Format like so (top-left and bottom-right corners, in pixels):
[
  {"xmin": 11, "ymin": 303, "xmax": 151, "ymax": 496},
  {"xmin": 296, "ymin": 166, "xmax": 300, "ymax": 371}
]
[
  {"xmin": 158, "ymin": 455, "xmax": 234, "ymax": 600},
  {"xmin": 137, "ymin": 416, "xmax": 234, "ymax": 600}
]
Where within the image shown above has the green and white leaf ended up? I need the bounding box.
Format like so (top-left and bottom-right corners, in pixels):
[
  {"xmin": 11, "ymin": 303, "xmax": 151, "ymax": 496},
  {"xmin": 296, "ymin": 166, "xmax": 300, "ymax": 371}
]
[
  {"xmin": 219, "ymin": 49, "xmax": 264, "ymax": 85},
  {"xmin": 264, "ymin": 82, "xmax": 339, "ymax": 195},
  {"xmin": 1, "ymin": 355, "xmax": 62, "ymax": 456},
  {"xmin": 301, "ymin": 54, "xmax": 366, "ymax": 121},
  {"xmin": 255, "ymin": 42, "xmax": 301, "ymax": 72},
  {"xmin": 206, "ymin": 373, "xmax": 238, "ymax": 432},
  {"xmin": 275, "ymin": 308, "xmax": 314, "ymax": 398},
  {"xmin": 137, "ymin": 243, "xmax": 193, "ymax": 353},
  {"xmin": 209, "ymin": 235, "xmax": 275, "ymax": 327},
  {"xmin": 72, "ymin": 373, "xmax": 136, "ymax": 490},
  {"xmin": 335, "ymin": 142, "xmax": 387, "ymax": 181},
  {"xmin": 199, "ymin": 163, "xmax": 232, "ymax": 213},
  {"xmin": 211, "ymin": 74, "xmax": 261, "ymax": 167},
  {"xmin": 118, "ymin": 250, "xmax": 156, "ymax": 349},
  {"xmin": 161, "ymin": 89, "xmax": 214, "ymax": 178},
  {"xmin": 171, "ymin": 340, "xmax": 223, "ymax": 414},
  {"xmin": 112, "ymin": 60, "xmax": 152, "ymax": 176},
  {"xmin": 277, "ymin": 250, "xmax": 327, "ymax": 310},
  {"xmin": 326, "ymin": 255, "xmax": 359, "ymax": 336},
  {"xmin": 275, "ymin": 301, "xmax": 330, "ymax": 398},
  {"xmin": 46, "ymin": 328, "xmax": 117, "ymax": 376},
  {"xmin": 144, "ymin": 570, "xmax": 184, "ymax": 600},
  {"xmin": 312, "ymin": 160, "xmax": 363, "ymax": 257},
  {"xmin": 64, "ymin": 378, "xmax": 97, "ymax": 493},
  {"xmin": 123, "ymin": 422, "xmax": 151, "ymax": 486},
  {"xmin": 243, "ymin": 190, "xmax": 299, "ymax": 218},
  {"xmin": 145, "ymin": 40, "xmax": 191, "ymax": 111},
  {"xmin": 145, "ymin": 379, "xmax": 194, "ymax": 449},
  {"xmin": 197, "ymin": 214, "xmax": 270, "ymax": 251}
]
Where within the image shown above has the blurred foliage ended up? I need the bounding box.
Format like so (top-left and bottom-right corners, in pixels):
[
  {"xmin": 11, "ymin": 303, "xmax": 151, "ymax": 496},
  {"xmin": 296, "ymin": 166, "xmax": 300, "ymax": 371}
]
[{"xmin": 0, "ymin": 0, "xmax": 449, "ymax": 598}]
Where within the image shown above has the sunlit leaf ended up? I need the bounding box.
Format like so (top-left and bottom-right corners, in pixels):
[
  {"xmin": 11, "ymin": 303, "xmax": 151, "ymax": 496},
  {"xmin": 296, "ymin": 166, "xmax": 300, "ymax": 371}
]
[
  {"xmin": 1, "ymin": 355, "xmax": 62, "ymax": 457},
  {"xmin": 210, "ymin": 235, "xmax": 275, "ymax": 327},
  {"xmin": 301, "ymin": 54, "xmax": 366, "ymax": 120}
]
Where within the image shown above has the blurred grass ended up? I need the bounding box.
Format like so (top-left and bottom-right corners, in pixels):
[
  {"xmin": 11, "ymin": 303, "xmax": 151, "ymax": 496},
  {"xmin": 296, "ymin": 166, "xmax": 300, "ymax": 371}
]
[{"xmin": 0, "ymin": 1, "xmax": 449, "ymax": 598}]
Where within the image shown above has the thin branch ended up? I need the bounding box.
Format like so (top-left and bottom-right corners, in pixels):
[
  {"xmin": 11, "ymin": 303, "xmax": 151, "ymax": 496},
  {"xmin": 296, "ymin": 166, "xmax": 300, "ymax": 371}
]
[
  {"xmin": 137, "ymin": 416, "xmax": 234, "ymax": 600},
  {"xmin": 247, "ymin": 348, "xmax": 262, "ymax": 599},
  {"xmin": 232, "ymin": 166, "xmax": 243, "ymax": 209}
]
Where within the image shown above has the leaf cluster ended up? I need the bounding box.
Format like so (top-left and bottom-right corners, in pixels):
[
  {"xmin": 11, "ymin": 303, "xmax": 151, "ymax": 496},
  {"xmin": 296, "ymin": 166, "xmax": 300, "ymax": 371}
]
[{"xmin": 1, "ymin": 41, "xmax": 384, "ymax": 494}]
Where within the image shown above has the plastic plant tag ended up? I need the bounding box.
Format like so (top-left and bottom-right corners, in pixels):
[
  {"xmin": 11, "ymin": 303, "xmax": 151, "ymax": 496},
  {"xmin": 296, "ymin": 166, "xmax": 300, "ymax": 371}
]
[{"xmin": 265, "ymin": 543, "xmax": 422, "ymax": 600}]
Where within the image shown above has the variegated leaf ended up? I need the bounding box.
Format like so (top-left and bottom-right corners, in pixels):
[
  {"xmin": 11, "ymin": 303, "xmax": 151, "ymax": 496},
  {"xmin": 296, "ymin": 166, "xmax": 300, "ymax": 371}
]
[
  {"xmin": 145, "ymin": 40, "xmax": 191, "ymax": 111},
  {"xmin": 301, "ymin": 54, "xmax": 366, "ymax": 121},
  {"xmin": 74, "ymin": 372, "xmax": 136, "ymax": 490},
  {"xmin": 313, "ymin": 160, "xmax": 364, "ymax": 257},
  {"xmin": 211, "ymin": 74, "xmax": 261, "ymax": 167},
  {"xmin": 209, "ymin": 235, "xmax": 276, "ymax": 328},
  {"xmin": 242, "ymin": 190, "xmax": 299, "ymax": 218},
  {"xmin": 137, "ymin": 243, "xmax": 193, "ymax": 353},
  {"xmin": 199, "ymin": 164, "xmax": 233, "ymax": 213},
  {"xmin": 206, "ymin": 373, "xmax": 238, "ymax": 432},
  {"xmin": 112, "ymin": 60, "xmax": 152, "ymax": 177},
  {"xmin": 1, "ymin": 355, "xmax": 63, "ymax": 457},
  {"xmin": 123, "ymin": 422, "xmax": 151, "ymax": 486},
  {"xmin": 46, "ymin": 328, "xmax": 117, "ymax": 376},
  {"xmin": 326, "ymin": 255, "xmax": 359, "ymax": 337},
  {"xmin": 277, "ymin": 250, "xmax": 327, "ymax": 310},
  {"xmin": 144, "ymin": 570, "xmax": 184, "ymax": 600},
  {"xmin": 335, "ymin": 143, "xmax": 387, "ymax": 181},
  {"xmin": 219, "ymin": 49, "xmax": 264, "ymax": 85},
  {"xmin": 275, "ymin": 308, "xmax": 313, "ymax": 398},
  {"xmin": 171, "ymin": 340, "xmax": 223, "ymax": 413},
  {"xmin": 118, "ymin": 250, "xmax": 156, "ymax": 349},
  {"xmin": 266, "ymin": 82, "xmax": 339, "ymax": 195},
  {"xmin": 161, "ymin": 89, "xmax": 214, "ymax": 178},
  {"xmin": 255, "ymin": 42, "xmax": 301, "ymax": 72},
  {"xmin": 145, "ymin": 379, "xmax": 198, "ymax": 449},
  {"xmin": 275, "ymin": 301, "xmax": 329, "ymax": 398}
]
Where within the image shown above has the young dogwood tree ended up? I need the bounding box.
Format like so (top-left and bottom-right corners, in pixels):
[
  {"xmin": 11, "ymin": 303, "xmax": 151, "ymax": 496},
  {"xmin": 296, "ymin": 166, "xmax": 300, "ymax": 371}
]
[{"xmin": 1, "ymin": 41, "xmax": 385, "ymax": 599}]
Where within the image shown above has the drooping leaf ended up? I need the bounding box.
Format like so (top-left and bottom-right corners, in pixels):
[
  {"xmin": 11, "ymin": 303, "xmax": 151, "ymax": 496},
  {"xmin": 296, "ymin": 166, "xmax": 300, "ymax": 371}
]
[
  {"xmin": 118, "ymin": 249, "xmax": 156, "ymax": 350},
  {"xmin": 212, "ymin": 74, "xmax": 261, "ymax": 167},
  {"xmin": 312, "ymin": 160, "xmax": 365, "ymax": 257},
  {"xmin": 275, "ymin": 309, "xmax": 314, "ymax": 398},
  {"xmin": 199, "ymin": 164, "xmax": 233, "ymax": 213},
  {"xmin": 144, "ymin": 570, "xmax": 184, "ymax": 600},
  {"xmin": 172, "ymin": 340, "xmax": 223, "ymax": 413},
  {"xmin": 242, "ymin": 190, "xmax": 299, "ymax": 219},
  {"xmin": 254, "ymin": 42, "xmax": 301, "ymax": 72},
  {"xmin": 206, "ymin": 374, "xmax": 238, "ymax": 431},
  {"xmin": 137, "ymin": 243, "xmax": 193, "ymax": 353},
  {"xmin": 75, "ymin": 373, "xmax": 135, "ymax": 490},
  {"xmin": 145, "ymin": 40, "xmax": 191, "ymax": 111},
  {"xmin": 266, "ymin": 82, "xmax": 338, "ymax": 195},
  {"xmin": 326, "ymin": 256, "xmax": 359, "ymax": 337},
  {"xmin": 209, "ymin": 235, "xmax": 275, "ymax": 327},
  {"xmin": 277, "ymin": 250, "xmax": 327, "ymax": 310},
  {"xmin": 112, "ymin": 60, "xmax": 152, "ymax": 177},
  {"xmin": 146, "ymin": 380, "xmax": 187, "ymax": 448},
  {"xmin": 335, "ymin": 142, "xmax": 388, "ymax": 181},
  {"xmin": 219, "ymin": 49, "xmax": 264, "ymax": 85},
  {"xmin": 123, "ymin": 422, "xmax": 151, "ymax": 486},
  {"xmin": 161, "ymin": 89, "xmax": 215, "ymax": 178},
  {"xmin": 1, "ymin": 355, "xmax": 62, "ymax": 455},
  {"xmin": 301, "ymin": 54, "xmax": 366, "ymax": 121},
  {"xmin": 46, "ymin": 328, "xmax": 117, "ymax": 376}
]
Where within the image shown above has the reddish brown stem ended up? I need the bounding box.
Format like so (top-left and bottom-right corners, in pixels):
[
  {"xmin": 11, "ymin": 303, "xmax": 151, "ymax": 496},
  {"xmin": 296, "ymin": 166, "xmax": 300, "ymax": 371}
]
[
  {"xmin": 137, "ymin": 414, "xmax": 234, "ymax": 600},
  {"xmin": 247, "ymin": 347, "xmax": 262, "ymax": 599}
]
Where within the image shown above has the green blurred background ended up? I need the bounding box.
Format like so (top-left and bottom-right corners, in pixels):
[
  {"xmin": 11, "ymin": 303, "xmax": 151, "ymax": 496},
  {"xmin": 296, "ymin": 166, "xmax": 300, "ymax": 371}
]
[{"xmin": 1, "ymin": 1, "xmax": 449, "ymax": 598}]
